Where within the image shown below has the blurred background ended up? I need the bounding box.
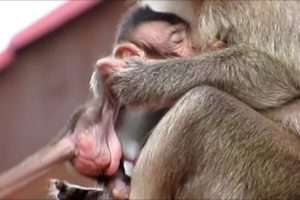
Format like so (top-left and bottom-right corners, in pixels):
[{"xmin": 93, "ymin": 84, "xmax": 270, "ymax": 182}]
[{"xmin": 0, "ymin": 0, "xmax": 128, "ymax": 198}]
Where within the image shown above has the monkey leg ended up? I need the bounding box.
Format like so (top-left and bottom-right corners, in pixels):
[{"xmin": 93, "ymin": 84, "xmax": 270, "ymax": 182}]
[
  {"xmin": 0, "ymin": 98, "xmax": 123, "ymax": 197},
  {"xmin": 130, "ymin": 86, "xmax": 300, "ymax": 199},
  {"xmin": 0, "ymin": 134, "xmax": 75, "ymax": 197}
]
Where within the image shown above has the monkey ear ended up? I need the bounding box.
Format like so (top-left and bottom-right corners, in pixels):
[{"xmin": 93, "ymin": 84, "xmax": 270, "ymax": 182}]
[{"xmin": 113, "ymin": 43, "xmax": 145, "ymax": 59}]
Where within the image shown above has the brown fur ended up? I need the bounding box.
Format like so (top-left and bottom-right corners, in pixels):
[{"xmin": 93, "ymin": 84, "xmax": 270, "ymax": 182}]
[
  {"xmin": 100, "ymin": 1, "xmax": 300, "ymax": 199},
  {"xmin": 40, "ymin": 2, "xmax": 300, "ymax": 199}
]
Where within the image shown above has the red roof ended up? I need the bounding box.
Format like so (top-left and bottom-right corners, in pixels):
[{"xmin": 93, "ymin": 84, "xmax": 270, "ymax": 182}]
[{"xmin": 0, "ymin": 0, "xmax": 102, "ymax": 71}]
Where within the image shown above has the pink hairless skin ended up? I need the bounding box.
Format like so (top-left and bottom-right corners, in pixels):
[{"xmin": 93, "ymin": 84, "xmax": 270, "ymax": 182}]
[{"xmin": 71, "ymin": 58, "xmax": 127, "ymax": 177}]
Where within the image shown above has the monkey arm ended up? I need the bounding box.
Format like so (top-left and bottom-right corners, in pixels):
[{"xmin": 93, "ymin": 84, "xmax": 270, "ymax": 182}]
[
  {"xmin": 262, "ymin": 98, "xmax": 300, "ymax": 138},
  {"xmin": 106, "ymin": 45, "xmax": 300, "ymax": 110}
]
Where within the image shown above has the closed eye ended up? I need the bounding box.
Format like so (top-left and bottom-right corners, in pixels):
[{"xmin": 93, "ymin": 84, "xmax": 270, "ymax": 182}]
[{"xmin": 170, "ymin": 30, "xmax": 185, "ymax": 44}]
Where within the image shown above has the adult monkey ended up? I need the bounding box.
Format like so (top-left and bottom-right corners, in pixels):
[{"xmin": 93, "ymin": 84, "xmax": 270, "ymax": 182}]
[
  {"xmin": 101, "ymin": 1, "xmax": 300, "ymax": 199},
  {"xmin": 51, "ymin": 3, "xmax": 300, "ymax": 199}
]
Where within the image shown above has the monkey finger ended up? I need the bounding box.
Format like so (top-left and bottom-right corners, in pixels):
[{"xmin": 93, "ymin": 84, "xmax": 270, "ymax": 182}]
[{"xmin": 96, "ymin": 58, "xmax": 126, "ymax": 75}]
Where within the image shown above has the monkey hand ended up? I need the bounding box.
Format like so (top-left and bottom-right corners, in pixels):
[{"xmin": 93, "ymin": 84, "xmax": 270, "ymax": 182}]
[
  {"xmin": 96, "ymin": 57, "xmax": 127, "ymax": 102},
  {"xmin": 98, "ymin": 57, "xmax": 172, "ymax": 108},
  {"xmin": 97, "ymin": 58, "xmax": 127, "ymax": 78}
]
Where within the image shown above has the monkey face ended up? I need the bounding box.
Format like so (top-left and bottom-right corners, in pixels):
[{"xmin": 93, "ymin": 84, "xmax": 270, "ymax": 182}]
[{"xmin": 133, "ymin": 21, "xmax": 196, "ymax": 58}]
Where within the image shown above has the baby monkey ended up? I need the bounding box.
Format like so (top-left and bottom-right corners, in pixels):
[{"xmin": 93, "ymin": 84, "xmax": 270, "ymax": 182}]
[
  {"xmin": 114, "ymin": 5, "xmax": 226, "ymax": 60},
  {"xmin": 50, "ymin": 6, "xmax": 227, "ymax": 200}
]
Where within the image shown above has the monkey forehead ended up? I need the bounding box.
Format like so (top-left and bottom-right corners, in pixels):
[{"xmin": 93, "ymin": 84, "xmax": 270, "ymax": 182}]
[
  {"xmin": 134, "ymin": 21, "xmax": 171, "ymax": 51},
  {"xmin": 141, "ymin": 0, "xmax": 194, "ymax": 24}
]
